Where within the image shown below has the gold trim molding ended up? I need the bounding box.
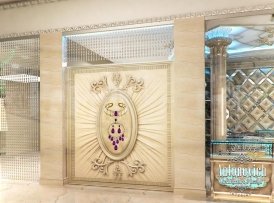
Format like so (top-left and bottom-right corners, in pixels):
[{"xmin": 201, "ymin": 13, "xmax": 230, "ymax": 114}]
[
  {"xmin": 0, "ymin": 3, "xmax": 273, "ymax": 39},
  {"xmin": 0, "ymin": 0, "xmax": 65, "ymax": 10}
]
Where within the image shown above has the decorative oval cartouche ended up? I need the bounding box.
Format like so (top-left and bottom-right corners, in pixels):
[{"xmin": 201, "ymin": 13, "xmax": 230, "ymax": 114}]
[{"xmin": 97, "ymin": 90, "xmax": 137, "ymax": 161}]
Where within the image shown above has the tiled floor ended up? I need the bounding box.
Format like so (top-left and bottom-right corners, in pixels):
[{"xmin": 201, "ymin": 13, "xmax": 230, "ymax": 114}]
[{"xmin": 0, "ymin": 182, "xmax": 216, "ymax": 203}]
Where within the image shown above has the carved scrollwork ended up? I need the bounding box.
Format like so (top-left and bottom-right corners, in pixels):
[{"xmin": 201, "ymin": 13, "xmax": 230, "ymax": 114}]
[
  {"xmin": 91, "ymin": 158, "xmax": 146, "ymax": 177},
  {"xmin": 90, "ymin": 76, "xmax": 108, "ymax": 94},
  {"xmin": 228, "ymin": 153, "xmax": 253, "ymax": 164},
  {"xmin": 123, "ymin": 75, "xmax": 144, "ymax": 92},
  {"xmin": 91, "ymin": 158, "xmax": 113, "ymax": 175},
  {"xmin": 113, "ymin": 164, "xmax": 123, "ymax": 179},
  {"xmin": 121, "ymin": 160, "xmax": 146, "ymax": 177}
]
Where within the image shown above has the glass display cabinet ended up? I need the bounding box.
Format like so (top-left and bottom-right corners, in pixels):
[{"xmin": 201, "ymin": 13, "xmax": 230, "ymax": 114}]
[{"xmin": 210, "ymin": 139, "xmax": 273, "ymax": 201}]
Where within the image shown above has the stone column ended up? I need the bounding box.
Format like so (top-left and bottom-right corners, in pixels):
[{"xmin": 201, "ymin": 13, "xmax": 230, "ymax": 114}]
[
  {"xmin": 40, "ymin": 32, "xmax": 65, "ymax": 185},
  {"xmin": 206, "ymin": 37, "xmax": 231, "ymax": 140},
  {"xmin": 173, "ymin": 17, "xmax": 205, "ymax": 197}
]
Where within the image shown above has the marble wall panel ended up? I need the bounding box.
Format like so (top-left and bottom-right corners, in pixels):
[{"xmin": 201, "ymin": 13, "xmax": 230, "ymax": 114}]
[
  {"xmin": 40, "ymin": 32, "xmax": 65, "ymax": 184},
  {"xmin": 173, "ymin": 17, "xmax": 205, "ymax": 193}
]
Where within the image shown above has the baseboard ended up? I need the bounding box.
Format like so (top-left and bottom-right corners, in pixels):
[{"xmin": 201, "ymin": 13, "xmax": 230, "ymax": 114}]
[
  {"xmin": 39, "ymin": 178, "xmax": 65, "ymax": 186},
  {"xmin": 174, "ymin": 188, "xmax": 206, "ymax": 200}
]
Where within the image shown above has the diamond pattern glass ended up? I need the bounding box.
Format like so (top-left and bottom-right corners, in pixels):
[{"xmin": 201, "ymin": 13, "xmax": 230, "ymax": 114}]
[
  {"xmin": 242, "ymin": 69, "xmax": 255, "ymax": 76},
  {"xmin": 242, "ymin": 98, "xmax": 254, "ymax": 112},
  {"xmin": 227, "ymin": 116, "xmax": 236, "ymax": 129},
  {"xmin": 260, "ymin": 116, "xmax": 273, "ymax": 129},
  {"xmin": 260, "ymin": 79, "xmax": 273, "ymax": 92},
  {"xmin": 269, "ymin": 108, "xmax": 274, "ymax": 119},
  {"xmin": 250, "ymin": 89, "xmax": 264, "ymax": 101},
  {"xmin": 269, "ymin": 91, "xmax": 274, "ymax": 101},
  {"xmin": 260, "ymin": 98, "xmax": 273, "ymax": 111},
  {"xmin": 233, "ymin": 91, "xmax": 246, "ymax": 102},
  {"xmin": 250, "ymin": 69, "xmax": 265, "ymax": 84},
  {"xmin": 234, "ymin": 108, "xmax": 246, "ymax": 120},
  {"xmin": 227, "ymin": 67, "xmax": 274, "ymax": 132},
  {"xmin": 233, "ymin": 71, "xmax": 245, "ymax": 85},
  {"xmin": 242, "ymin": 116, "xmax": 256, "ymax": 129},
  {"xmin": 250, "ymin": 107, "xmax": 264, "ymax": 120},
  {"xmin": 269, "ymin": 69, "xmax": 274, "ymax": 82},
  {"xmin": 234, "ymin": 124, "xmax": 247, "ymax": 132},
  {"xmin": 227, "ymin": 98, "xmax": 237, "ymax": 110},
  {"xmin": 241, "ymin": 80, "xmax": 254, "ymax": 93}
]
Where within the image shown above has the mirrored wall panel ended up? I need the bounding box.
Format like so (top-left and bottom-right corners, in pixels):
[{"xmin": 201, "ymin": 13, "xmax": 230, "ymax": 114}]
[{"xmin": 227, "ymin": 66, "xmax": 274, "ymax": 133}]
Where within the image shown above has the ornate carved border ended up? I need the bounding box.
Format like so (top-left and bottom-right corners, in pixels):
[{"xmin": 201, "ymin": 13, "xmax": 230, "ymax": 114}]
[
  {"xmin": 0, "ymin": 0, "xmax": 65, "ymax": 10},
  {"xmin": 0, "ymin": 3, "xmax": 273, "ymax": 39}
]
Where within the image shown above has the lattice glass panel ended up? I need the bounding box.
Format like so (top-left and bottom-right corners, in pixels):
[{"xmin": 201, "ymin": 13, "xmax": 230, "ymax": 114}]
[
  {"xmin": 227, "ymin": 67, "xmax": 274, "ymax": 132},
  {"xmin": 63, "ymin": 25, "xmax": 174, "ymax": 66},
  {"xmin": 0, "ymin": 37, "xmax": 40, "ymax": 181}
]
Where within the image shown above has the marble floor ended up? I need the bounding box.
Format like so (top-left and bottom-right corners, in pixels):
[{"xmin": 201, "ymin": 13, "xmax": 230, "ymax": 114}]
[{"xmin": 0, "ymin": 182, "xmax": 217, "ymax": 203}]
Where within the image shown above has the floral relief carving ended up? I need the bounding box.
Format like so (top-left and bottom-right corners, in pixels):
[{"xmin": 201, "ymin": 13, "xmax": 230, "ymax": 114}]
[
  {"xmin": 90, "ymin": 76, "xmax": 108, "ymax": 94},
  {"xmin": 90, "ymin": 72, "xmax": 146, "ymax": 178}
]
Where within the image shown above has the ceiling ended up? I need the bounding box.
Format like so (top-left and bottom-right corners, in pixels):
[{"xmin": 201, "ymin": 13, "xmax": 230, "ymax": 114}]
[
  {"xmin": 206, "ymin": 14, "xmax": 274, "ymax": 63},
  {"xmin": 205, "ymin": 25, "xmax": 274, "ymax": 63}
]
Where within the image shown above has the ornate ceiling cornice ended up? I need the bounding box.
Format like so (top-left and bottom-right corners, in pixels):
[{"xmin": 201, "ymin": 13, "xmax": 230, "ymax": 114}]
[
  {"xmin": 0, "ymin": 0, "xmax": 65, "ymax": 10},
  {"xmin": 0, "ymin": 3, "xmax": 273, "ymax": 39}
]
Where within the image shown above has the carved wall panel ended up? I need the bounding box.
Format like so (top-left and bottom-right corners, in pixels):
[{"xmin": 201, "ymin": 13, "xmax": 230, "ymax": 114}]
[{"xmin": 66, "ymin": 62, "xmax": 171, "ymax": 189}]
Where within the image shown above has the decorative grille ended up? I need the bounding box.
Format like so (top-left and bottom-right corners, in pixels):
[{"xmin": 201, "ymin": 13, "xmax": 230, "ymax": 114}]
[
  {"xmin": 63, "ymin": 25, "xmax": 174, "ymax": 66},
  {"xmin": 0, "ymin": 37, "xmax": 40, "ymax": 181}
]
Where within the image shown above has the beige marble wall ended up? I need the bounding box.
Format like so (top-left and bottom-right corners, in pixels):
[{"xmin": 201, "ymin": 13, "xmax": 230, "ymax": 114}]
[
  {"xmin": 39, "ymin": 20, "xmax": 206, "ymax": 191},
  {"xmin": 173, "ymin": 17, "xmax": 205, "ymax": 195},
  {"xmin": 40, "ymin": 32, "xmax": 65, "ymax": 185}
]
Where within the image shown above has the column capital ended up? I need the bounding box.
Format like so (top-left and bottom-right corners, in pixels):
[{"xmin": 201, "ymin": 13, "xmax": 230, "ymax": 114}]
[{"xmin": 205, "ymin": 37, "xmax": 232, "ymax": 48}]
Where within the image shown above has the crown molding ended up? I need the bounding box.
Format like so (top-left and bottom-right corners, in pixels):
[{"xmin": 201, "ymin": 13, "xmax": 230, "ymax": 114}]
[
  {"xmin": 0, "ymin": 0, "xmax": 65, "ymax": 10},
  {"xmin": 0, "ymin": 3, "xmax": 273, "ymax": 39}
]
